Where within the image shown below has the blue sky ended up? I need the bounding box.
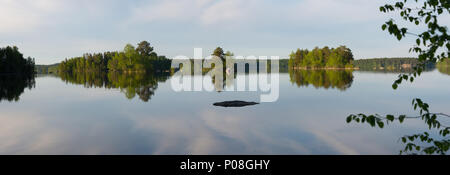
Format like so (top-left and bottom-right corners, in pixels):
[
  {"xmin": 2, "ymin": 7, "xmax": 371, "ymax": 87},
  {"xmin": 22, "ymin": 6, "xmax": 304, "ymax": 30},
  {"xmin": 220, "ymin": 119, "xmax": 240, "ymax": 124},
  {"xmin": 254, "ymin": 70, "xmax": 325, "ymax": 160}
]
[{"xmin": 0, "ymin": 0, "xmax": 445, "ymax": 64}]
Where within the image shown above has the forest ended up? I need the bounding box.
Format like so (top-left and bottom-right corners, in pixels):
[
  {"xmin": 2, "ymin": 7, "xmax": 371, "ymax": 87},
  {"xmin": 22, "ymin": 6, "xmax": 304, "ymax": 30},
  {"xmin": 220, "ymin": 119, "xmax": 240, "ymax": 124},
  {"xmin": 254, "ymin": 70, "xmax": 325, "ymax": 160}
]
[
  {"xmin": 288, "ymin": 46, "xmax": 354, "ymax": 69},
  {"xmin": 0, "ymin": 46, "xmax": 36, "ymax": 102},
  {"xmin": 35, "ymin": 64, "xmax": 59, "ymax": 74},
  {"xmin": 437, "ymin": 58, "xmax": 450, "ymax": 75},
  {"xmin": 0, "ymin": 46, "xmax": 35, "ymax": 75},
  {"xmin": 352, "ymin": 57, "xmax": 432, "ymax": 70},
  {"xmin": 58, "ymin": 41, "xmax": 171, "ymax": 73},
  {"xmin": 58, "ymin": 71, "xmax": 170, "ymax": 102},
  {"xmin": 289, "ymin": 69, "xmax": 354, "ymax": 90},
  {"xmin": 0, "ymin": 75, "xmax": 35, "ymax": 102},
  {"xmin": 437, "ymin": 58, "xmax": 450, "ymax": 67}
]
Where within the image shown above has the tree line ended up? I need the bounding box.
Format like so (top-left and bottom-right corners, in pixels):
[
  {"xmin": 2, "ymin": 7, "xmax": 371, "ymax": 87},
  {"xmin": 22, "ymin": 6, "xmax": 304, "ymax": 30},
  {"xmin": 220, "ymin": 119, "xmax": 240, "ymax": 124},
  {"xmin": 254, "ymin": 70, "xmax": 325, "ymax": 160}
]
[
  {"xmin": 288, "ymin": 46, "xmax": 354, "ymax": 69},
  {"xmin": 289, "ymin": 69, "xmax": 354, "ymax": 90},
  {"xmin": 437, "ymin": 58, "xmax": 450, "ymax": 67},
  {"xmin": 58, "ymin": 41, "xmax": 171, "ymax": 73},
  {"xmin": 0, "ymin": 46, "xmax": 35, "ymax": 102},
  {"xmin": 0, "ymin": 46, "xmax": 35, "ymax": 75},
  {"xmin": 58, "ymin": 71, "xmax": 170, "ymax": 102},
  {"xmin": 437, "ymin": 58, "xmax": 450, "ymax": 75},
  {"xmin": 35, "ymin": 63, "xmax": 59, "ymax": 74},
  {"xmin": 0, "ymin": 75, "xmax": 35, "ymax": 102},
  {"xmin": 352, "ymin": 57, "xmax": 434, "ymax": 70}
]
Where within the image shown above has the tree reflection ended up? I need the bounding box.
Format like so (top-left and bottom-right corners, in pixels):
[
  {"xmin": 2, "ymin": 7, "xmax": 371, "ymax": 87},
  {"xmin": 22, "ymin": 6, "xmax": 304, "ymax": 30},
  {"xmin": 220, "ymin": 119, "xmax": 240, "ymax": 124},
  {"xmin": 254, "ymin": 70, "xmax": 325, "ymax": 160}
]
[
  {"xmin": 0, "ymin": 75, "xmax": 35, "ymax": 102},
  {"xmin": 437, "ymin": 66, "xmax": 450, "ymax": 76},
  {"xmin": 58, "ymin": 71, "xmax": 170, "ymax": 102},
  {"xmin": 288, "ymin": 69, "xmax": 354, "ymax": 90}
]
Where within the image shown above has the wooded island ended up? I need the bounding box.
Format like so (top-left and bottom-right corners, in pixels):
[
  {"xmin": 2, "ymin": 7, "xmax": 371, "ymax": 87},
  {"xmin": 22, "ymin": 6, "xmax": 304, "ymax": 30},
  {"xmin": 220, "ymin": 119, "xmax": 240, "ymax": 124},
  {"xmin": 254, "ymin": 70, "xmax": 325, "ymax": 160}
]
[{"xmin": 58, "ymin": 41, "xmax": 171, "ymax": 73}]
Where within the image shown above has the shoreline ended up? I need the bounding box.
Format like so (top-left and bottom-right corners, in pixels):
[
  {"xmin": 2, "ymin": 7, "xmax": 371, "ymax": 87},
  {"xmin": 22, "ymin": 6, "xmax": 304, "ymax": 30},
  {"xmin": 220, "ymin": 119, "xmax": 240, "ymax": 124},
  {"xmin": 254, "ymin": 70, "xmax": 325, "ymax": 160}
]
[{"xmin": 290, "ymin": 67, "xmax": 360, "ymax": 70}]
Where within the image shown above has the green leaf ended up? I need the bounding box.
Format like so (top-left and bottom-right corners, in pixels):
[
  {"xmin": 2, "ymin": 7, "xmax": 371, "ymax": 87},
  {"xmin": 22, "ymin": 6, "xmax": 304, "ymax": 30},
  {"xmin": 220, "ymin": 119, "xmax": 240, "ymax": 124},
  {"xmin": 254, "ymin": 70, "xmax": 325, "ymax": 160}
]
[
  {"xmin": 425, "ymin": 16, "xmax": 431, "ymax": 23},
  {"xmin": 386, "ymin": 115, "xmax": 395, "ymax": 121},
  {"xmin": 399, "ymin": 115, "xmax": 406, "ymax": 123},
  {"xmin": 392, "ymin": 83, "xmax": 398, "ymax": 89},
  {"xmin": 401, "ymin": 28, "xmax": 407, "ymax": 34},
  {"xmin": 378, "ymin": 122, "xmax": 384, "ymax": 128},
  {"xmin": 346, "ymin": 116, "xmax": 352, "ymax": 123}
]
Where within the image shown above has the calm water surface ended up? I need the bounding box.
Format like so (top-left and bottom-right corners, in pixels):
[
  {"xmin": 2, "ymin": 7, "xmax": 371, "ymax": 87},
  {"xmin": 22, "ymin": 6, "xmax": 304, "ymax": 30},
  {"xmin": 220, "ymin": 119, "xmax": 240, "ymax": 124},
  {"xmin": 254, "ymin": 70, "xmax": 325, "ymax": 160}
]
[{"xmin": 1, "ymin": 70, "xmax": 449, "ymax": 154}]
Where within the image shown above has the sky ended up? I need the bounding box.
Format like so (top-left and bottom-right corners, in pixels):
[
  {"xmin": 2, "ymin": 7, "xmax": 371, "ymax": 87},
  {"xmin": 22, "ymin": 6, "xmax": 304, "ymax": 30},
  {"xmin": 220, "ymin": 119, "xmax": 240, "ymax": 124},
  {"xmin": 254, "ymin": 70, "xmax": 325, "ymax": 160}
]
[{"xmin": 0, "ymin": 0, "xmax": 446, "ymax": 64}]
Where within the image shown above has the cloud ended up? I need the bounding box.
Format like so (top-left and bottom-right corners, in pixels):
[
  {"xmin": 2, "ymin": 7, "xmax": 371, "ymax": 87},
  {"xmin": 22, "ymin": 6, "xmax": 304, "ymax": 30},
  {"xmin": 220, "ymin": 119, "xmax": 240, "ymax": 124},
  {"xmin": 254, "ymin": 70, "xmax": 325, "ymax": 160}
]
[
  {"xmin": 288, "ymin": 0, "xmax": 384, "ymax": 23},
  {"xmin": 127, "ymin": 0, "xmax": 384, "ymax": 28},
  {"xmin": 128, "ymin": 0, "xmax": 256, "ymax": 25},
  {"xmin": 0, "ymin": 0, "xmax": 121, "ymax": 35},
  {"xmin": 0, "ymin": 111, "xmax": 67, "ymax": 154},
  {"xmin": 200, "ymin": 0, "xmax": 251, "ymax": 25},
  {"xmin": 0, "ymin": 0, "xmax": 426, "ymax": 64},
  {"xmin": 307, "ymin": 129, "xmax": 358, "ymax": 155},
  {"xmin": 0, "ymin": 0, "xmax": 67, "ymax": 33},
  {"xmin": 0, "ymin": 1, "xmax": 41, "ymax": 33},
  {"xmin": 130, "ymin": 1, "xmax": 190, "ymax": 22},
  {"xmin": 129, "ymin": 0, "xmax": 209, "ymax": 23}
]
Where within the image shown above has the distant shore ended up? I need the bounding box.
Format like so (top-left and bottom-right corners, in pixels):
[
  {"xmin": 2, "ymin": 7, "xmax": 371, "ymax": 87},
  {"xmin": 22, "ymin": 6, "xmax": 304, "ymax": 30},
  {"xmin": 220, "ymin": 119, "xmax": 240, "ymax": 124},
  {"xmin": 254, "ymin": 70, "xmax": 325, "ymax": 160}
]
[{"xmin": 290, "ymin": 67, "xmax": 360, "ymax": 70}]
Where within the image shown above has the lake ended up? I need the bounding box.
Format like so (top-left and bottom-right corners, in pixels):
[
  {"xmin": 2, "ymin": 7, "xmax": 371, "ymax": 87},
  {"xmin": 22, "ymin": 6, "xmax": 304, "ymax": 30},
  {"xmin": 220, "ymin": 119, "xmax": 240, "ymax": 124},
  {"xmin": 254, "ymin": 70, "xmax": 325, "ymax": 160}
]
[{"xmin": 1, "ymin": 69, "xmax": 449, "ymax": 154}]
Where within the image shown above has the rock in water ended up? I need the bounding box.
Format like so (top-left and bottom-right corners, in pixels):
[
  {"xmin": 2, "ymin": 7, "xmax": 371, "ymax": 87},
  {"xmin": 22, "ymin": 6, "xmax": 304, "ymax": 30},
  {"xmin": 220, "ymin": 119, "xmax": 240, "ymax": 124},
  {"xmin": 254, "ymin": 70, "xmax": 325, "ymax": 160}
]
[{"xmin": 213, "ymin": 100, "xmax": 259, "ymax": 107}]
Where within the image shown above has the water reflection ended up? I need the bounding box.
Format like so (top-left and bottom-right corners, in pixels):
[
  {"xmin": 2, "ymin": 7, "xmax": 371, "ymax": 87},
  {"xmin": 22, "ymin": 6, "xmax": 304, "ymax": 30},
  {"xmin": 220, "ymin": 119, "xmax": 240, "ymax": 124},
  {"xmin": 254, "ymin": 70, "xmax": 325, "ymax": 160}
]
[
  {"xmin": 0, "ymin": 75, "xmax": 35, "ymax": 102},
  {"xmin": 1, "ymin": 70, "xmax": 450, "ymax": 154},
  {"xmin": 356, "ymin": 67, "xmax": 435, "ymax": 74},
  {"xmin": 4, "ymin": 67, "xmax": 448, "ymax": 104},
  {"xmin": 437, "ymin": 66, "xmax": 450, "ymax": 75},
  {"xmin": 58, "ymin": 72, "xmax": 170, "ymax": 102},
  {"xmin": 213, "ymin": 100, "xmax": 259, "ymax": 107},
  {"xmin": 288, "ymin": 69, "xmax": 354, "ymax": 90}
]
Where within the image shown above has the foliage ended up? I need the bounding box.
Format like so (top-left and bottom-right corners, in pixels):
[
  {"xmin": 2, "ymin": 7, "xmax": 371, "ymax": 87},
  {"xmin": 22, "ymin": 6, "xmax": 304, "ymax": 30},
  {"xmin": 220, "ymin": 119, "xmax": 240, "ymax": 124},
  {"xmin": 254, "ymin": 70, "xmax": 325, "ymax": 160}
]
[
  {"xmin": 347, "ymin": 99, "xmax": 450, "ymax": 155},
  {"xmin": 136, "ymin": 41, "xmax": 155, "ymax": 57},
  {"xmin": 436, "ymin": 57, "xmax": 450, "ymax": 66},
  {"xmin": 436, "ymin": 58, "xmax": 450, "ymax": 75},
  {"xmin": 347, "ymin": 0, "xmax": 449, "ymax": 155},
  {"xmin": 379, "ymin": 0, "xmax": 449, "ymax": 89},
  {"xmin": 58, "ymin": 52, "xmax": 115, "ymax": 72},
  {"xmin": 0, "ymin": 46, "xmax": 36, "ymax": 102},
  {"xmin": 0, "ymin": 46, "xmax": 35, "ymax": 75},
  {"xmin": 278, "ymin": 59, "xmax": 289, "ymax": 72},
  {"xmin": 353, "ymin": 57, "xmax": 429, "ymax": 70},
  {"xmin": 288, "ymin": 46, "xmax": 354, "ymax": 69},
  {"xmin": 289, "ymin": 69, "xmax": 354, "ymax": 91},
  {"xmin": 58, "ymin": 41, "xmax": 171, "ymax": 73},
  {"xmin": 35, "ymin": 64, "xmax": 59, "ymax": 74},
  {"xmin": 58, "ymin": 71, "xmax": 170, "ymax": 102},
  {"xmin": 0, "ymin": 75, "xmax": 35, "ymax": 102},
  {"xmin": 212, "ymin": 47, "xmax": 225, "ymax": 62}
]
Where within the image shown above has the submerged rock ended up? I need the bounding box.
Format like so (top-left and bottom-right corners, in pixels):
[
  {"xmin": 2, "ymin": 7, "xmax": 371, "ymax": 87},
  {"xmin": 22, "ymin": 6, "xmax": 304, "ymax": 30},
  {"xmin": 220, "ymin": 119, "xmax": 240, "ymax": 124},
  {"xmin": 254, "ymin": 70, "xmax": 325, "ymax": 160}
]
[{"xmin": 213, "ymin": 100, "xmax": 259, "ymax": 107}]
